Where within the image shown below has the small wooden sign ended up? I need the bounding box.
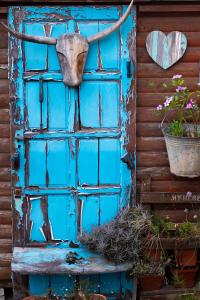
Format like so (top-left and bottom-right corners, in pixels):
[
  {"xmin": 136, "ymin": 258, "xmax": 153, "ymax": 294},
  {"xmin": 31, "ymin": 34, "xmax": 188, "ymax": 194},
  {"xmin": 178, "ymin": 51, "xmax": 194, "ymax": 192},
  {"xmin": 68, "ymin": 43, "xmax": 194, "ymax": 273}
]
[
  {"xmin": 139, "ymin": 192, "xmax": 200, "ymax": 204},
  {"xmin": 146, "ymin": 31, "xmax": 187, "ymax": 69}
]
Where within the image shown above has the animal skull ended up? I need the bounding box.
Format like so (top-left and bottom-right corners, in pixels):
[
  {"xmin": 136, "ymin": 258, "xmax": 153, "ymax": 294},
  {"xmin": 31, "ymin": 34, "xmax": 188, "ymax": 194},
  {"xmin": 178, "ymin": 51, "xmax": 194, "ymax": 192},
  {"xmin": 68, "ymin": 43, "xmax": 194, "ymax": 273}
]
[
  {"xmin": 2, "ymin": 0, "xmax": 134, "ymax": 87},
  {"xmin": 56, "ymin": 34, "xmax": 89, "ymax": 87}
]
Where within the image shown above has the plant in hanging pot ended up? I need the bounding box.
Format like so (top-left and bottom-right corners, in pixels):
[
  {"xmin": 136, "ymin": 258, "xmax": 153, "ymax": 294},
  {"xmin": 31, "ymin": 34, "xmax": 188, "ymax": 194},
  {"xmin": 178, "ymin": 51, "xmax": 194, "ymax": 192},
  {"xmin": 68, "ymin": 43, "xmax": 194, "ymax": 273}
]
[{"xmin": 156, "ymin": 75, "xmax": 200, "ymax": 177}]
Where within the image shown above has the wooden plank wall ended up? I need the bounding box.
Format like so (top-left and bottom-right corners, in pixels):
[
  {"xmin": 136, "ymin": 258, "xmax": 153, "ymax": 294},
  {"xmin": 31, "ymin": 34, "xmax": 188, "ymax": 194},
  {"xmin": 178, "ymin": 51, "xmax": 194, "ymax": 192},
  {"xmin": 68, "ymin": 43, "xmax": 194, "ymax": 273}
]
[
  {"xmin": 1, "ymin": 1, "xmax": 200, "ymax": 289},
  {"xmin": 0, "ymin": 8, "xmax": 12, "ymax": 287},
  {"xmin": 136, "ymin": 5, "xmax": 200, "ymax": 193}
]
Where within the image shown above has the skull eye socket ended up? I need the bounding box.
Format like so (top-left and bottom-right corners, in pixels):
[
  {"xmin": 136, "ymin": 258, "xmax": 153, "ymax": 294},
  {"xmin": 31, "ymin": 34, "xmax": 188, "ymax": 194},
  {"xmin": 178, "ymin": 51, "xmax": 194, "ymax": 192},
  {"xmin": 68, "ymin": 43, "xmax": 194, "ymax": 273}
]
[{"xmin": 77, "ymin": 51, "xmax": 87, "ymax": 75}]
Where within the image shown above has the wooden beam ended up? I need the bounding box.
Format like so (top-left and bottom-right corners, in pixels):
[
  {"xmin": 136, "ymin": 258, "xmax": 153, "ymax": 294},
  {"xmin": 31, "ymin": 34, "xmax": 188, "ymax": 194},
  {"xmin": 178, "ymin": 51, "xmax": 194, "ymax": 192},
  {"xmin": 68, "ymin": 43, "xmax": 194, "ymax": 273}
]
[
  {"xmin": 139, "ymin": 192, "xmax": 200, "ymax": 204},
  {"xmin": 0, "ymin": 0, "xmax": 200, "ymax": 4},
  {"xmin": 145, "ymin": 237, "xmax": 200, "ymax": 250},
  {"xmin": 12, "ymin": 247, "xmax": 132, "ymax": 274},
  {"xmin": 139, "ymin": 4, "xmax": 200, "ymax": 13},
  {"xmin": 140, "ymin": 286, "xmax": 200, "ymax": 299},
  {"xmin": 0, "ymin": 280, "xmax": 12, "ymax": 288},
  {"xmin": 0, "ymin": 8, "xmax": 7, "ymax": 14}
]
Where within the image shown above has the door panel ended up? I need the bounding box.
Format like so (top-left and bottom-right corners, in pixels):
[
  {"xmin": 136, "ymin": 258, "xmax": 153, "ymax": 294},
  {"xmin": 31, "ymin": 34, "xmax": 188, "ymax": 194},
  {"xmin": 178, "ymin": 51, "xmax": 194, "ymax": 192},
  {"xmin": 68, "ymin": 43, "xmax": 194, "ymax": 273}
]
[
  {"xmin": 79, "ymin": 81, "xmax": 120, "ymax": 128},
  {"xmin": 47, "ymin": 140, "xmax": 71, "ymax": 186},
  {"xmin": 47, "ymin": 195, "xmax": 77, "ymax": 241},
  {"xmin": 10, "ymin": 5, "xmax": 136, "ymax": 298},
  {"xmin": 24, "ymin": 23, "xmax": 48, "ymax": 70},
  {"xmin": 25, "ymin": 81, "xmax": 74, "ymax": 131},
  {"xmin": 28, "ymin": 140, "xmax": 46, "ymax": 186},
  {"xmin": 99, "ymin": 139, "xmax": 121, "ymax": 184},
  {"xmin": 78, "ymin": 139, "xmax": 99, "ymax": 185}
]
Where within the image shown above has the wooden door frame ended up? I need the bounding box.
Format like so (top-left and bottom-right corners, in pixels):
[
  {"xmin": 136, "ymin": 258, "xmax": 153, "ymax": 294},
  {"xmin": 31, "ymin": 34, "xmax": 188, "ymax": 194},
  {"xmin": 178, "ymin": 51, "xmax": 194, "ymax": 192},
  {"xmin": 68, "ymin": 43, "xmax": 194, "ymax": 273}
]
[{"xmin": 9, "ymin": 4, "xmax": 137, "ymax": 299}]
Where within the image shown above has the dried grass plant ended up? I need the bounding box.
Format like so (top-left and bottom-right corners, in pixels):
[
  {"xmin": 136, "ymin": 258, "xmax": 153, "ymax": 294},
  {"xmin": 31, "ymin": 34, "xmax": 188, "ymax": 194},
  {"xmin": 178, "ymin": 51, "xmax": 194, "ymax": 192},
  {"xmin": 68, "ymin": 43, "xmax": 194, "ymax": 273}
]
[{"xmin": 80, "ymin": 206, "xmax": 151, "ymax": 264}]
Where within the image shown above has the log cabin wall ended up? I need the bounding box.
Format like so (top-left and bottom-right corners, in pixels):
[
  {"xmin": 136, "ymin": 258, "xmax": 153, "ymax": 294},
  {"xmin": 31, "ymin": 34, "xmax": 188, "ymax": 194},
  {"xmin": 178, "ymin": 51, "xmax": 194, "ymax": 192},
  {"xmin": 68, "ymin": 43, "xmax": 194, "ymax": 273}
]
[
  {"xmin": 0, "ymin": 7, "xmax": 12, "ymax": 287},
  {"xmin": 137, "ymin": 4, "xmax": 200, "ymax": 193},
  {"xmin": 0, "ymin": 1, "xmax": 200, "ymax": 290}
]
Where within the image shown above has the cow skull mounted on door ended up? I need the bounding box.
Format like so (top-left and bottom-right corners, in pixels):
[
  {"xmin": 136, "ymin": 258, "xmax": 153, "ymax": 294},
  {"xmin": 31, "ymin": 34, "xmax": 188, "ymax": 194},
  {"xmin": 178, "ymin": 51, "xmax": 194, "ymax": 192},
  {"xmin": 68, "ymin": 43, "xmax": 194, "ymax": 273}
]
[{"xmin": 1, "ymin": 0, "xmax": 134, "ymax": 87}]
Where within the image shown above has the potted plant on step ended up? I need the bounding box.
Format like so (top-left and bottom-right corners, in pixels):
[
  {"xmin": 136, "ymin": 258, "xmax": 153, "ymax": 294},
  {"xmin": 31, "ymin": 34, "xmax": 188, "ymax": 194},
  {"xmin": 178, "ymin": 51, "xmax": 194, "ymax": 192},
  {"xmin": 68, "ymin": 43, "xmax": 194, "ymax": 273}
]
[
  {"xmin": 156, "ymin": 75, "xmax": 200, "ymax": 177},
  {"xmin": 172, "ymin": 266, "xmax": 198, "ymax": 289},
  {"xmin": 175, "ymin": 208, "xmax": 199, "ymax": 268},
  {"xmin": 132, "ymin": 260, "xmax": 165, "ymax": 291}
]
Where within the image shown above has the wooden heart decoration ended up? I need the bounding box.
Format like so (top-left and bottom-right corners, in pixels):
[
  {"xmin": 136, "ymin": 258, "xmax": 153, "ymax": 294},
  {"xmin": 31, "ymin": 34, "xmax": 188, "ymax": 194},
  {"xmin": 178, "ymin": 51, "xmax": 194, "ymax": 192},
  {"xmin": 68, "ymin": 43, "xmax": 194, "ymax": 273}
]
[{"xmin": 146, "ymin": 31, "xmax": 187, "ymax": 69}]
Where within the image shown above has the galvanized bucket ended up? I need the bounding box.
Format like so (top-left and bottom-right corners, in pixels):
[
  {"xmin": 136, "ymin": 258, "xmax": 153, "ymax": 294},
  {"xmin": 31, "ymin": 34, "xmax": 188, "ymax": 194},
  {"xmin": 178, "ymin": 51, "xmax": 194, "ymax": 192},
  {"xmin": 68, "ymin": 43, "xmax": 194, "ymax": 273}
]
[{"xmin": 162, "ymin": 125, "xmax": 200, "ymax": 178}]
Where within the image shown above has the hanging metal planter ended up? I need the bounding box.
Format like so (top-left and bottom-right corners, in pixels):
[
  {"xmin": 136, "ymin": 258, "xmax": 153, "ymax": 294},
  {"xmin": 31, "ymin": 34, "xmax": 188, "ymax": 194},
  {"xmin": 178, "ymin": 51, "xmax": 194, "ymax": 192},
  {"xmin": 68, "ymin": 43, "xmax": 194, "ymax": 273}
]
[{"xmin": 162, "ymin": 124, "xmax": 200, "ymax": 178}]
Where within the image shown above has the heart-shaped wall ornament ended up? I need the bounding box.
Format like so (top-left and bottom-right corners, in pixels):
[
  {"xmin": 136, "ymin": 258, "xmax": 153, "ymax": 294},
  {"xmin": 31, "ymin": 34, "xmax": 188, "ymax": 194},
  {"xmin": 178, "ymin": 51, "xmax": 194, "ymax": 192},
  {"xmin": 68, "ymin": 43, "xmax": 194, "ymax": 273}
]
[{"xmin": 146, "ymin": 31, "xmax": 187, "ymax": 69}]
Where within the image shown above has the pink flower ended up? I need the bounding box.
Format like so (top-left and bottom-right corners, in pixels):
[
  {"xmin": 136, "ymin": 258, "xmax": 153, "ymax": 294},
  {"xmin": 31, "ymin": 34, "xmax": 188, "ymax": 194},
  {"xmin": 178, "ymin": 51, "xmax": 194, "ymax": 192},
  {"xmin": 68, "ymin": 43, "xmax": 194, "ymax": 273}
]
[
  {"xmin": 173, "ymin": 74, "xmax": 182, "ymax": 79},
  {"xmin": 176, "ymin": 86, "xmax": 187, "ymax": 92},
  {"xmin": 186, "ymin": 102, "xmax": 193, "ymax": 109},
  {"xmin": 156, "ymin": 104, "xmax": 163, "ymax": 111},
  {"xmin": 164, "ymin": 96, "xmax": 173, "ymax": 107},
  {"xmin": 186, "ymin": 100, "xmax": 194, "ymax": 109}
]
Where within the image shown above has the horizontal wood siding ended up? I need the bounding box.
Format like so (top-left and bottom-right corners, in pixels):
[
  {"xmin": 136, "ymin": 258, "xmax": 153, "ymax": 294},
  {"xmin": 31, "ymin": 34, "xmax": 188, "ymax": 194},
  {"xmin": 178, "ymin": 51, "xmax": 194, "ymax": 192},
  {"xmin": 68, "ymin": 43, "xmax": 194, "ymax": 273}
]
[
  {"xmin": 136, "ymin": 7, "xmax": 200, "ymax": 192},
  {"xmin": 0, "ymin": 11, "xmax": 11, "ymax": 287},
  {"xmin": 0, "ymin": 1, "xmax": 200, "ymax": 289}
]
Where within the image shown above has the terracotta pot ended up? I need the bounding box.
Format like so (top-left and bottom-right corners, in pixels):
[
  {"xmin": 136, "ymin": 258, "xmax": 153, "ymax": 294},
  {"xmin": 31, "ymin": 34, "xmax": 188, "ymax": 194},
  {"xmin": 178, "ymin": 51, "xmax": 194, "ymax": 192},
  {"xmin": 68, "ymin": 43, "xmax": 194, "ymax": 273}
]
[
  {"xmin": 175, "ymin": 249, "xmax": 197, "ymax": 267},
  {"xmin": 173, "ymin": 267, "xmax": 198, "ymax": 288},
  {"xmin": 90, "ymin": 294, "xmax": 107, "ymax": 300},
  {"xmin": 139, "ymin": 275, "xmax": 164, "ymax": 291},
  {"xmin": 146, "ymin": 249, "xmax": 162, "ymax": 262}
]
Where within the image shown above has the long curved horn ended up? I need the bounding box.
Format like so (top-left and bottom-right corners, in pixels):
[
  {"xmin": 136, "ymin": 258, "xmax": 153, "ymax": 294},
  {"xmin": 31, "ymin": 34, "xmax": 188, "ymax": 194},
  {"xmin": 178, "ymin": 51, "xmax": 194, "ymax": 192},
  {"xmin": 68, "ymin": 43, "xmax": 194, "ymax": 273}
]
[
  {"xmin": 87, "ymin": 0, "xmax": 134, "ymax": 43},
  {"xmin": 0, "ymin": 22, "xmax": 57, "ymax": 45}
]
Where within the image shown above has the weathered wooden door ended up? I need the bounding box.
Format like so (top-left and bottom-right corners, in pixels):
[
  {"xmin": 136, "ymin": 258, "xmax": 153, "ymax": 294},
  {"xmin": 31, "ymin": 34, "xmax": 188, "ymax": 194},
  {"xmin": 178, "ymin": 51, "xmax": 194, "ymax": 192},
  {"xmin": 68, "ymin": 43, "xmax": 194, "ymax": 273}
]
[{"xmin": 9, "ymin": 5, "xmax": 136, "ymax": 299}]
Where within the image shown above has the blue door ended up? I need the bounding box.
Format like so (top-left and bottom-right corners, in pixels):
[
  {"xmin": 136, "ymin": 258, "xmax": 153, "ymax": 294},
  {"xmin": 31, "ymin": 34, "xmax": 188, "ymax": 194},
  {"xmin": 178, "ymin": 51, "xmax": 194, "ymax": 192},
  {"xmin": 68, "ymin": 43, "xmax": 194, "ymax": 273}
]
[{"xmin": 9, "ymin": 5, "xmax": 136, "ymax": 299}]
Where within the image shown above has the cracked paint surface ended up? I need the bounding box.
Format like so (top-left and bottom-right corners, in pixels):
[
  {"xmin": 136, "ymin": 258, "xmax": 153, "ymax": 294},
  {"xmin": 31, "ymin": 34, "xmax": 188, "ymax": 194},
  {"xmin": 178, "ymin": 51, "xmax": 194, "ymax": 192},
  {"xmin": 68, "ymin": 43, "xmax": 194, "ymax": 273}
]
[{"xmin": 10, "ymin": 4, "xmax": 136, "ymax": 299}]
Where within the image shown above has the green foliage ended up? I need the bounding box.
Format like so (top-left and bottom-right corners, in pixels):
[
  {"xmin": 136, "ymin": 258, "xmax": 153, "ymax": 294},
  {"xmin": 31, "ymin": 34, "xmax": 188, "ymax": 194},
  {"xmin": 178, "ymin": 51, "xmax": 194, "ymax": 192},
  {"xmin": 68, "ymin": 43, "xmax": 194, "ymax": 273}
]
[
  {"xmin": 175, "ymin": 293, "xmax": 199, "ymax": 300},
  {"xmin": 163, "ymin": 221, "xmax": 174, "ymax": 231},
  {"xmin": 169, "ymin": 120, "xmax": 184, "ymax": 137},
  {"xmin": 150, "ymin": 223, "xmax": 160, "ymax": 237},
  {"xmin": 177, "ymin": 222, "xmax": 197, "ymax": 237},
  {"xmin": 156, "ymin": 75, "xmax": 200, "ymax": 137},
  {"xmin": 163, "ymin": 83, "xmax": 168, "ymax": 89},
  {"xmin": 150, "ymin": 211, "xmax": 200, "ymax": 239},
  {"xmin": 196, "ymin": 209, "xmax": 200, "ymax": 228},
  {"xmin": 173, "ymin": 271, "xmax": 185, "ymax": 288},
  {"xmin": 150, "ymin": 216, "xmax": 175, "ymax": 237}
]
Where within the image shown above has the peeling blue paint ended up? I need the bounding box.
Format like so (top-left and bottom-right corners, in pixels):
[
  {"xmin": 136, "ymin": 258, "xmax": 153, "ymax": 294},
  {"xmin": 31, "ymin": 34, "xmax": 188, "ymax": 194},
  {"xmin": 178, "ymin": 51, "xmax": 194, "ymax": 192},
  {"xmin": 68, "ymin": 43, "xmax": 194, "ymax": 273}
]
[
  {"xmin": 10, "ymin": 4, "xmax": 136, "ymax": 298},
  {"xmin": 30, "ymin": 197, "xmax": 46, "ymax": 242},
  {"xmin": 14, "ymin": 197, "xmax": 23, "ymax": 225}
]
